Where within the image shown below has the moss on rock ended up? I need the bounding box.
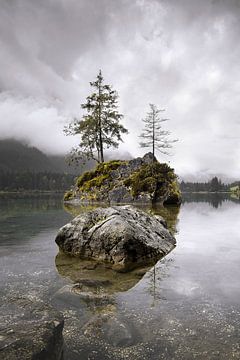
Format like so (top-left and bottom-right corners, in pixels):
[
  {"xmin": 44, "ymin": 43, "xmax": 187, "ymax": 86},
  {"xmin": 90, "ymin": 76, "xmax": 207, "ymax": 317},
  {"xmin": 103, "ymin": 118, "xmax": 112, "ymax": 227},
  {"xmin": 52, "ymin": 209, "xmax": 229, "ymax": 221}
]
[
  {"xmin": 230, "ymin": 185, "xmax": 240, "ymax": 197},
  {"xmin": 77, "ymin": 160, "xmax": 126, "ymax": 189},
  {"xmin": 164, "ymin": 179, "xmax": 182, "ymax": 205},
  {"xmin": 63, "ymin": 189, "xmax": 74, "ymax": 201},
  {"xmin": 125, "ymin": 162, "xmax": 176, "ymax": 202},
  {"xmin": 65, "ymin": 153, "xmax": 181, "ymax": 205}
]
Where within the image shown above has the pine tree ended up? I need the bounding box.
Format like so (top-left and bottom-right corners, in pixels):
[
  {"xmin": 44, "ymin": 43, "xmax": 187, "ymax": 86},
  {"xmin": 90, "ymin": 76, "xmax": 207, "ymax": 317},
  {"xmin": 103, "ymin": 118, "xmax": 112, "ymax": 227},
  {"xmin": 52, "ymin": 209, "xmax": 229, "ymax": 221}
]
[
  {"xmin": 139, "ymin": 103, "xmax": 177, "ymax": 158},
  {"xmin": 65, "ymin": 70, "xmax": 128, "ymax": 164}
]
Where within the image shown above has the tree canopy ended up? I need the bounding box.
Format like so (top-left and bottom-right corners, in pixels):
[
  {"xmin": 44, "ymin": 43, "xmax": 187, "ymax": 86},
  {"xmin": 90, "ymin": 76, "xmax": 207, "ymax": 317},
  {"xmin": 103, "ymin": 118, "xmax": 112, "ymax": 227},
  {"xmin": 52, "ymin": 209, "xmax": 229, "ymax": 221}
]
[
  {"xmin": 65, "ymin": 70, "xmax": 128, "ymax": 165},
  {"xmin": 139, "ymin": 103, "xmax": 177, "ymax": 158}
]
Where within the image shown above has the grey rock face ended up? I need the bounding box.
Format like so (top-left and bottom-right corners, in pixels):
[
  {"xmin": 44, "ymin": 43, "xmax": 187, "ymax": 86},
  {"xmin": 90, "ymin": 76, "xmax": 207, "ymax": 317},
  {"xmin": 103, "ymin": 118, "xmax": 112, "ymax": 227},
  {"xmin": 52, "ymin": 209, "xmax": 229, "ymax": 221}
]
[
  {"xmin": 55, "ymin": 205, "xmax": 176, "ymax": 271},
  {"xmin": 66, "ymin": 152, "xmax": 181, "ymax": 205},
  {"xmin": 108, "ymin": 186, "xmax": 132, "ymax": 203},
  {"xmin": 0, "ymin": 297, "xmax": 64, "ymax": 360}
]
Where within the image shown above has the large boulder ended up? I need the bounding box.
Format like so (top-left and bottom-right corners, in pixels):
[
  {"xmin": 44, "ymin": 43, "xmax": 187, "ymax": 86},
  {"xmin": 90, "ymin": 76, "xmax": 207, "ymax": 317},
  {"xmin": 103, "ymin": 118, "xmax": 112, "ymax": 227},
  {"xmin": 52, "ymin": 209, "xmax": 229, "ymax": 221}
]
[
  {"xmin": 64, "ymin": 152, "xmax": 182, "ymax": 205},
  {"xmin": 0, "ymin": 296, "xmax": 64, "ymax": 360},
  {"xmin": 55, "ymin": 205, "xmax": 176, "ymax": 271}
]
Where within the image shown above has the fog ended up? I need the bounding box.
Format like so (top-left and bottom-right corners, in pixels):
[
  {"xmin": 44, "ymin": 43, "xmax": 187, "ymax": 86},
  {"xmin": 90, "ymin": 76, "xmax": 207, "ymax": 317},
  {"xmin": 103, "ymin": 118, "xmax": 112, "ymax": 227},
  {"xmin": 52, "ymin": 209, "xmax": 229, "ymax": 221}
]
[{"xmin": 0, "ymin": 0, "xmax": 239, "ymax": 180}]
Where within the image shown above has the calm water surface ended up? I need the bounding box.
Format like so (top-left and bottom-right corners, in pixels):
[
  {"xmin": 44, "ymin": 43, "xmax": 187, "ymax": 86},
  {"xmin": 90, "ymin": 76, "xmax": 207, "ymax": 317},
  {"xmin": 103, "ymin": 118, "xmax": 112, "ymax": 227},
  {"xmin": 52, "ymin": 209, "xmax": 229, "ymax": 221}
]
[{"xmin": 0, "ymin": 193, "xmax": 239, "ymax": 359}]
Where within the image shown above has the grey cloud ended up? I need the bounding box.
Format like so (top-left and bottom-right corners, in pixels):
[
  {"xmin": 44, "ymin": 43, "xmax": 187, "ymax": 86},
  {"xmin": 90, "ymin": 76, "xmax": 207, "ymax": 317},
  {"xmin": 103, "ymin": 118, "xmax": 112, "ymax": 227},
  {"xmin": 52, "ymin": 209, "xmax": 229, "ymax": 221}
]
[{"xmin": 0, "ymin": 0, "xmax": 239, "ymax": 179}]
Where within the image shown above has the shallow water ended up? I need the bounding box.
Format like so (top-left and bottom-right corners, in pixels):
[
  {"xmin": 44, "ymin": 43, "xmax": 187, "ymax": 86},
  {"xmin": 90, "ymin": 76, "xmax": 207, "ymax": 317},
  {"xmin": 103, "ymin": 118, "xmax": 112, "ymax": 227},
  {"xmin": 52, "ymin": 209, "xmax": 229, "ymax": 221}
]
[{"xmin": 0, "ymin": 193, "xmax": 239, "ymax": 359}]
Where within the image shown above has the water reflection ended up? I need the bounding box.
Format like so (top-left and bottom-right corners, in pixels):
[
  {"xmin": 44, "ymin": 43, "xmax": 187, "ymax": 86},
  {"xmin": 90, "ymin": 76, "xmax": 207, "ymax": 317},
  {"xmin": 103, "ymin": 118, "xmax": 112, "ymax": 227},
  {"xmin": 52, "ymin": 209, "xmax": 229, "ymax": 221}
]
[
  {"xmin": 230, "ymin": 192, "xmax": 240, "ymax": 201},
  {"xmin": 55, "ymin": 202, "xmax": 180, "ymax": 311},
  {"xmin": 55, "ymin": 202, "xmax": 180, "ymax": 355},
  {"xmin": 55, "ymin": 253, "xmax": 152, "ymax": 295},
  {"xmin": 54, "ymin": 253, "xmax": 162, "ymax": 350},
  {"xmin": 0, "ymin": 193, "xmax": 70, "ymax": 248},
  {"xmin": 182, "ymin": 192, "xmax": 239, "ymax": 208},
  {"xmin": 1, "ymin": 194, "xmax": 240, "ymax": 359},
  {"xmin": 0, "ymin": 192, "xmax": 63, "ymax": 213}
]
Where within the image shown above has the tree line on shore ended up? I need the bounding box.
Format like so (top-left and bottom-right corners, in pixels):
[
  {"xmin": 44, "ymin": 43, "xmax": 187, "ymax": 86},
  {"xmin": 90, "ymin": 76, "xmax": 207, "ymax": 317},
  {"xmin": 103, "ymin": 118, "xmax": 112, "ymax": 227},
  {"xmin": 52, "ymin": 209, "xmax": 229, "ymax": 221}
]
[
  {"xmin": 0, "ymin": 171, "xmax": 75, "ymax": 192},
  {"xmin": 180, "ymin": 177, "xmax": 237, "ymax": 193},
  {"xmin": 0, "ymin": 171, "xmax": 237, "ymax": 193}
]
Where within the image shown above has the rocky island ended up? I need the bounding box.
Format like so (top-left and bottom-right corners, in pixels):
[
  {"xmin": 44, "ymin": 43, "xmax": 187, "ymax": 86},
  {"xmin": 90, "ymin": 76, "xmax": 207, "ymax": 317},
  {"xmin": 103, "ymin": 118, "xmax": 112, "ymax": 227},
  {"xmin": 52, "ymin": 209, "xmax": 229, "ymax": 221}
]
[{"xmin": 64, "ymin": 153, "xmax": 181, "ymax": 205}]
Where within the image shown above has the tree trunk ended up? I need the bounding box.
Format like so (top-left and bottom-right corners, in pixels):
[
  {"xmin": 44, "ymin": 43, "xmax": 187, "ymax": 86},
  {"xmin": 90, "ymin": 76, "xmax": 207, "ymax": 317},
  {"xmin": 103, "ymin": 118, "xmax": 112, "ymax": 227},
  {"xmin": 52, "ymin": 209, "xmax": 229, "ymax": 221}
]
[
  {"xmin": 98, "ymin": 76, "xmax": 104, "ymax": 163},
  {"xmin": 99, "ymin": 131, "xmax": 104, "ymax": 162},
  {"xmin": 152, "ymin": 108, "xmax": 155, "ymax": 158}
]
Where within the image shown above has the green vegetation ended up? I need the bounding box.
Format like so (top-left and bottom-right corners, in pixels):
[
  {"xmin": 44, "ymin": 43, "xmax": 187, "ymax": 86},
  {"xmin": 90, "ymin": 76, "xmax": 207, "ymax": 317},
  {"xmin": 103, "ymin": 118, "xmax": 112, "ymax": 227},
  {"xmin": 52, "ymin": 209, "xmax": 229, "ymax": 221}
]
[
  {"xmin": 80, "ymin": 174, "xmax": 110, "ymax": 192},
  {"xmin": 76, "ymin": 160, "xmax": 126, "ymax": 190},
  {"xmin": 181, "ymin": 178, "xmax": 240, "ymax": 197},
  {"xmin": 180, "ymin": 177, "xmax": 228, "ymax": 192},
  {"xmin": 63, "ymin": 190, "xmax": 74, "ymax": 201},
  {"xmin": 165, "ymin": 179, "xmax": 182, "ymax": 204},
  {"xmin": 64, "ymin": 70, "xmax": 128, "ymax": 164},
  {"xmin": 0, "ymin": 171, "xmax": 75, "ymax": 192},
  {"xmin": 230, "ymin": 185, "xmax": 240, "ymax": 198},
  {"xmin": 69, "ymin": 156, "xmax": 181, "ymax": 205},
  {"xmin": 124, "ymin": 162, "xmax": 178, "ymax": 202}
]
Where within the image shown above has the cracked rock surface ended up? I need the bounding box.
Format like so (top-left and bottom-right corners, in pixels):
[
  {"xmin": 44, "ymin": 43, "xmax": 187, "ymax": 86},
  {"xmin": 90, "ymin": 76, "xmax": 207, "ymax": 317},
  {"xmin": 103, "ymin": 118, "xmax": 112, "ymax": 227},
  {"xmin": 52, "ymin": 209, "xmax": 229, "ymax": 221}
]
[{"xmin": 55, "ymin": 205, "xmax": 176, "ymax": 271}]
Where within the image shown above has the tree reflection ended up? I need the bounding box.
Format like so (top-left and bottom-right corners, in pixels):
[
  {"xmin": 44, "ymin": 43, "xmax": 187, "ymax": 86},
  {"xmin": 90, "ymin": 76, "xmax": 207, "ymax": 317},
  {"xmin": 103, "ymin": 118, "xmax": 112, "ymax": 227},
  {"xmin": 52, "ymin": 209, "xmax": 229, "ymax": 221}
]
[{"xmin": 182, "ymin": 192, "xmax": 238, "ymax": 208}]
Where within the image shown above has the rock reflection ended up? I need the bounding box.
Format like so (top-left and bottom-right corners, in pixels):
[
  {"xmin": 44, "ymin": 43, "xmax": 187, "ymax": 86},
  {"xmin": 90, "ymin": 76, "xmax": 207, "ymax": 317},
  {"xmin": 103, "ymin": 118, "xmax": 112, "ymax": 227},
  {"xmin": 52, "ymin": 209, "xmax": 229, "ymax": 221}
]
[
  {"xmin": 63, "ymin": 203, "xmax": 102, "ymax": 217},
  {"xmin": 55, "ymin": 253, "xmax": 156, "ymax": 348},
  {"xmin": 57, "ymin": 203, "xmax": 180, "ymax": 351},
  {"xmin": 55, "ymin": 252, "xmax": 153, "ymax": 297},
  {"xmin": 149, "ymin": 204, "xmax": 180, "ymax": 235}
]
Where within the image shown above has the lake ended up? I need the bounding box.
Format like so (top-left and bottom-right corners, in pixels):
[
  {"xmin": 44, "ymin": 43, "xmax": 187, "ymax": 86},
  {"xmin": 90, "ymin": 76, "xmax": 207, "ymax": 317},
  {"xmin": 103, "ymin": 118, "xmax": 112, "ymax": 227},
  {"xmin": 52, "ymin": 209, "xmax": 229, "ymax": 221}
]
[{"xmin": 0, "ymin": 193, "xmax": 239, "ymax": 359}]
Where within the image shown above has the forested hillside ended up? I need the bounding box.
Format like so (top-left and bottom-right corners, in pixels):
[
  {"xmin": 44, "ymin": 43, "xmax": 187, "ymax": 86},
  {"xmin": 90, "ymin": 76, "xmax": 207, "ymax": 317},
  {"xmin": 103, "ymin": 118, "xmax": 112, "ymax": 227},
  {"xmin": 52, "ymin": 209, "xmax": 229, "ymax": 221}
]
[
  {"xmin": 0, "ymin": 139, "xmax": 81, "ymax": 191},
  {"xmin": 0, "ymin": 139, "xmax": 57, "ymax": 173}
]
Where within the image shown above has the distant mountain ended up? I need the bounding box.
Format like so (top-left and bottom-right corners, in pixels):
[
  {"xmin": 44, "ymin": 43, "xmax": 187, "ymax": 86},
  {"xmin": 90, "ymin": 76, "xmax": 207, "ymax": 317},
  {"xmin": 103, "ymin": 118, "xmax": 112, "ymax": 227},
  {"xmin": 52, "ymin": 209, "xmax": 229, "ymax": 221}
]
[
  {"xmin": 47, "ymin": 155, "xmax": 82, "ymax": 175},
  {"xmin": 0, "ymin": 139, "xmax": 135, "ymax": 176},
  {"xmin": 0, "ymin": 139, "xmax": 134, "ymax": 191},
  {"xmin": 0, "ymin": 139, "xmax": 57, "ymax": 173},
  {"xmin": 180, "ymin": 171, "xmax": 238, "ymax": 184},
  {"xmin": 0, "ymin": 139, "xmax": 83, "ymax": 174}
]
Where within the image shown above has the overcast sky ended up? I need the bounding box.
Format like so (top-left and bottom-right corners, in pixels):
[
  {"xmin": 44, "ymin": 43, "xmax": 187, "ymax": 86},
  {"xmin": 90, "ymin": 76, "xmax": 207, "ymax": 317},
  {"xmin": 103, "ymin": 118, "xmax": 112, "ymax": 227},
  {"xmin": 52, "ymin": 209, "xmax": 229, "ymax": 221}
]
[{"xmin": 0, "ymin": 0, "xmax": 239, "ymax": 180}]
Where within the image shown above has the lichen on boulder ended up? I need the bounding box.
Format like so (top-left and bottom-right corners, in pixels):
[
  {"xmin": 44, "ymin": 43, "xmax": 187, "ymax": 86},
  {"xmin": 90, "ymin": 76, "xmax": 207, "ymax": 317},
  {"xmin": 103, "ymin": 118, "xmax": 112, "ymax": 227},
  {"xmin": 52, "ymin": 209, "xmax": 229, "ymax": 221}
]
[{"xmin": 64, "ymin": 153, "xmax": 181, "ymax": 205}]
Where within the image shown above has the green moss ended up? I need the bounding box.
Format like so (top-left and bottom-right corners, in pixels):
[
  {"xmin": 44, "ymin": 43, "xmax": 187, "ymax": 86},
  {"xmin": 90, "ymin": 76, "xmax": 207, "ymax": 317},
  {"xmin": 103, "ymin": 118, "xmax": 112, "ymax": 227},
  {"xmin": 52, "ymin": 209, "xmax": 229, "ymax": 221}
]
[
  {"xmin": 76, "ymin": 159, "xmax": 126, "ymax": 194},
  {"xmin": 230, "ymin": 185, "xmax": 240, "ymax": 198},
  {"xmin": 123, "ymin": 177, "xmax": 131, "ymax": 187},
  {"xmin": 80, "ymin": 174, "xmax": 110, "ymax": 192},
  {"xmin": 126, "ymin": 162, "xmax": 176, "ymax": 200},
  {"xmin": 164, "ymin": 180, "xmax": 182, "ymax": 204},
  {"xmin": 77, "ymin": 171, "xmax": 96, "ymax": 187},
  {"xmin": 95, "ymin": 160, "xmax": 127, "ymax": 174},
  {"xmin": 64, "ymin": 156, "xmax": 181, "ymax": 204},
  {"xmin": 64, "ymin": 190, "xmax": 74, "ymax": 201}
]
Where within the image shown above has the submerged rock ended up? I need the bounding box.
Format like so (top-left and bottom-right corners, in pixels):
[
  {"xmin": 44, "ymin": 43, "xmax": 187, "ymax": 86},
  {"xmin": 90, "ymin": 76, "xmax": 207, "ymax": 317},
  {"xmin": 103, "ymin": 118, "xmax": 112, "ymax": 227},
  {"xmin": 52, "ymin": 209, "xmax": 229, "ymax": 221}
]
[
  {"xmin": 55, "ymin": 205, "xmax": 176, "ymax": 271},
  {"xmin": 55, "ymin": 253, "xmax": 153, "ymax": 296},
  {"xmin": 0, "ymin": 296, "xmax": 64, "ymax": 360}
]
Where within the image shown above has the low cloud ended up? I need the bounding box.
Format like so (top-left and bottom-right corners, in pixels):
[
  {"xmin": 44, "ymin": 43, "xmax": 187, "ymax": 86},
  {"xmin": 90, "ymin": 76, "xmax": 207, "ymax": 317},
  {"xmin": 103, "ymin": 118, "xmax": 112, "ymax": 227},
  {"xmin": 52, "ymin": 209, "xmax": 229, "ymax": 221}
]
[{"xmin": 0, "ymin": 0, "xmax": 239, "ymax": 179}]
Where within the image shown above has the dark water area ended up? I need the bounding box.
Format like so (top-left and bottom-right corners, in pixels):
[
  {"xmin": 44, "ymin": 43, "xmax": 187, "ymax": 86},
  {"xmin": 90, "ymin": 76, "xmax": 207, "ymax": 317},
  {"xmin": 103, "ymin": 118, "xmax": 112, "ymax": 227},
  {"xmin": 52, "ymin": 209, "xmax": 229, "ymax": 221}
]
[{"xmin": 0, "ymin": 193, "xmax": 240, "ymax": 359}]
